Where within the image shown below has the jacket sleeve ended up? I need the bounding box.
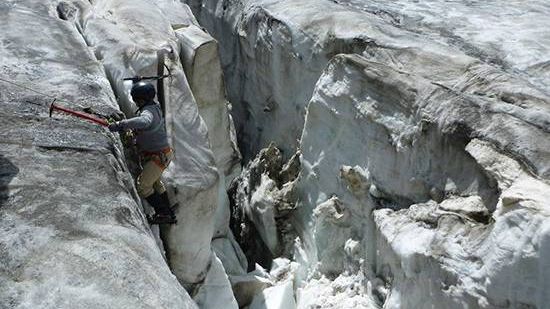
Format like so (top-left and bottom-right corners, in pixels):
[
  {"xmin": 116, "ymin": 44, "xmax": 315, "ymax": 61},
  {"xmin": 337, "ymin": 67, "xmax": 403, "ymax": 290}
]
[{"xmin": 119, "ymin": 109, "xmax": 154, "ymax": 130}]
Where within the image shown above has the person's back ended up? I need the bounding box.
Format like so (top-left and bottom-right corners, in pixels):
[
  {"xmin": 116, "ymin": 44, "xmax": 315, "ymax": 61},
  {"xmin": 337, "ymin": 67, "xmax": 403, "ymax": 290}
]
[{"xmin": 120, "ymin": 101, "xmax": 169, "ymax": 152}]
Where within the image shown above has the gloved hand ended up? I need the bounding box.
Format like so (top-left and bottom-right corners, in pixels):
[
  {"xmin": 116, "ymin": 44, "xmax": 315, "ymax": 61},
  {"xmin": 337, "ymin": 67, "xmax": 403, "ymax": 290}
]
[{"xmin": 108, "ymin": 122, "xmax": 124, "ymax": 132}]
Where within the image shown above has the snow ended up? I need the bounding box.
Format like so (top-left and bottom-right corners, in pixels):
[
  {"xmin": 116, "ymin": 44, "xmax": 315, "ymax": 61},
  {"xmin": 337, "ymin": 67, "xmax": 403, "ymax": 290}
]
[
  {"xmin": 297, "ymin": 275, "xmax": 376, "ymax": 309},
  {"xmin": 337, "ymin": 0, "xmax": 550, "ymax": 89},
  {"xmin": 249, "ymin": 280, "xmax": 296, "ymax": 309},
  {"xmin": 193, "ymin": 254, "xmax": 239, "ymax": 309}
]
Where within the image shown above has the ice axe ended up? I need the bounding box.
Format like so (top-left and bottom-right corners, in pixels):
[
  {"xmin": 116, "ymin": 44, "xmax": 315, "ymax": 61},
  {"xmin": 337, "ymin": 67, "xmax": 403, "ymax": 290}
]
[
  {"xmin": 122, "ymin": 64, "xmax": 173, "ymax": 83},
  {"xmin": 122, "ymin": 74, "xmax": 171, "ymax": 83},
  {"xmin": 49, "ymin": 99, "xmax": 109, "ymax": 127}
]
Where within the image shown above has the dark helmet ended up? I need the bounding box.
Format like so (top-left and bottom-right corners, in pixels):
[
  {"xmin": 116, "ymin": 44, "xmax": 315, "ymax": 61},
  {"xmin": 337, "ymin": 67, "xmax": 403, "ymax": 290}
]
[{"xmin": 130, "ymin": 82, "xmax": 156, "ymax": 103}]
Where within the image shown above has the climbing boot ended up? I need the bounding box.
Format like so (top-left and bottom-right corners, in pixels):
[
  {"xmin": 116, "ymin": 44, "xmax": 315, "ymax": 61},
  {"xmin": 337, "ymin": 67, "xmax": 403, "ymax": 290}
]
[
  {"xmin": 159, "ymin": 191, "xmax": 179, "ymax": 211},
  {"xmin": 145, "ymin": 193, "xmax": 177, "ymax": 225}
]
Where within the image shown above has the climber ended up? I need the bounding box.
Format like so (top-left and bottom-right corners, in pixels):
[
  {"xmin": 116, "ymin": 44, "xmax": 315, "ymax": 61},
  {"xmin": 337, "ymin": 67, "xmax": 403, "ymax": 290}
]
[{"xmin": 108, "ymin": 82, "xmax": 177, "ymax": 225}]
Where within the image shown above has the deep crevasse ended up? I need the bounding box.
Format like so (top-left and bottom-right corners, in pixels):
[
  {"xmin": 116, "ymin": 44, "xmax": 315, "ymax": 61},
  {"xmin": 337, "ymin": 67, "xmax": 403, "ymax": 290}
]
[{"xmin": 183, "ymin": 0, "xmax": 550, "ymax": 308}]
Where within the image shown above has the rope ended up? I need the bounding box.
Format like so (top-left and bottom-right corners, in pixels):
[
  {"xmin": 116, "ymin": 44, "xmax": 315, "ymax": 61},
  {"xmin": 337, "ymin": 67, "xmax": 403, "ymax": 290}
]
[
  {"xmin": 0, "ymin": 75, "xmax": 72, "ymax": 109},
  {"xmin": 0, "ymin": 76, "xmax": 57, "ymax": 99},
  {"xmin": 0, "ymin": 76, "xmax": 113, "ymax": 120}
]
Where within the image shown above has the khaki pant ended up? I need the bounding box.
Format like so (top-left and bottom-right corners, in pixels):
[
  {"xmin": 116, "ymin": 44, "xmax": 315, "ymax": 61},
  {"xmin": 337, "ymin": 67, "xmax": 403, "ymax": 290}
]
[{"xmin": 136, "ymin": 148, "xmax": 173, "ymax": 198}]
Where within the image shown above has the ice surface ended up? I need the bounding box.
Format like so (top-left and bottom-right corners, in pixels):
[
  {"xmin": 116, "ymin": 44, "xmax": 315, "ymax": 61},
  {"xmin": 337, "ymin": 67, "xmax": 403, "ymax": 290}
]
[
  {"xmin": 0, "ymin": 1, "xmax": 196, "ymax": 308},
  {"xmin": 186, "ymin": 0, "xmax": 550, "ymax": 307},
  {"xmin": 3, "ymin": 0, "xmax": 550, "ymax": 308},
  {"xmin": 186, "ymin": 0, "xmax": 550, "ymax": 161},
  {"xmin": 192, "ymin": 254, "xmax": 239, "ymax": 309},
  {"xmin": 249, "ymin": 280, "xmax": 296, "ymax": 309},
  {"xmin": 336, "ymin": 0, "xmax": 550, "ymax": 89},
  {"xmin": 297, "ymin": 54, "xmax": 550, "ymax": 308}
]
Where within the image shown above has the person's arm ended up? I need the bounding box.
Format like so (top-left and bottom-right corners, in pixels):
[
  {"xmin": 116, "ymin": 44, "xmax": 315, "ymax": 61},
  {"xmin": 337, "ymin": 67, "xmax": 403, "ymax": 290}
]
[{"xmin": 109, "ymin": 109, "xmax": 153, "ymax": 132}]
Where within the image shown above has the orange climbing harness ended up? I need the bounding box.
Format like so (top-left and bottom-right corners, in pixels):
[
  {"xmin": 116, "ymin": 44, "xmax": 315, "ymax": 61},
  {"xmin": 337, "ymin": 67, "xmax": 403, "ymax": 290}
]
[{"xmin": 140, "ymin": 147, "xmax": 173, "ymax": 169}]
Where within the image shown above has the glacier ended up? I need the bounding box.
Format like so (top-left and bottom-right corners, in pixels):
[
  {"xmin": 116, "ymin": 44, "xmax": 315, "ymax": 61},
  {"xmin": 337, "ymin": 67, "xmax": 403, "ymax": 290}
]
[{"xmin": 1, "ymin": 0, "xmax": 550, "ymax": 308}]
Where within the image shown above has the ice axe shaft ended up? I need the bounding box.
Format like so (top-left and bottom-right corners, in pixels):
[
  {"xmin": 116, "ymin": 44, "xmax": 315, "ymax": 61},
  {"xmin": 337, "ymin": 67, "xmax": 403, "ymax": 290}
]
[
  {"xmin": 122, "ymin": 74, "xmax": 171, "ymax": 83},
  {"xmin": 49, "ymin": 99, "xmax": 109, "ymax": 127}
]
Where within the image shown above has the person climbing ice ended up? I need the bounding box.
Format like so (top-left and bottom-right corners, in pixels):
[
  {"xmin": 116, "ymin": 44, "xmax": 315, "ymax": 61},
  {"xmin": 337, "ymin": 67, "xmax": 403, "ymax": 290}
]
[{"xmin": 108, "ymin": 81, "xmax": 177, "ymax": 225}]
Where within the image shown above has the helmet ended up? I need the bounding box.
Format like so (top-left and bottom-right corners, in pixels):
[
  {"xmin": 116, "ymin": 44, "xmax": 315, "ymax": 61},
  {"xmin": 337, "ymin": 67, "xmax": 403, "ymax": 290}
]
[{"xmin": 130, "ymin": 82, "xmax": 156, "ymax": 103}]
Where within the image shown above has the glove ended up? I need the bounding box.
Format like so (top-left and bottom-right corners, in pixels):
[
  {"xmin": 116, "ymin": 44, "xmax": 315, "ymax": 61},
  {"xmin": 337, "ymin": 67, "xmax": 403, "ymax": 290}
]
[{"xmin": 108, "ymin": 122, "xmax": 124, "ymax": 132}]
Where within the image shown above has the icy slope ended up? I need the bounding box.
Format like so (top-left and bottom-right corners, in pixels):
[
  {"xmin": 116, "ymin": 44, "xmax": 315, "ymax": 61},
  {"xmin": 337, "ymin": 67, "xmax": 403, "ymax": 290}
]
[{"xmin": 0, "ymin": 1, "xmax": 195, "ymax": 308}]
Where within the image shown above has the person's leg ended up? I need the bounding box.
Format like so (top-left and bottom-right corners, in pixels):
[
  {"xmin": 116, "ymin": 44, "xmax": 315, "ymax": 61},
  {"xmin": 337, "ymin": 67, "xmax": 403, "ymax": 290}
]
[
  {"xmin": 139, "ymin": 151, "xmax": 176, "ymax": 224},
  {"xmin": 150, "ymin": 149, "xmax": 173, "ymax": 195},
  {"xmin": 153, "ymin": 178, "xmax": 174, "ymax": 209},
  {"xmin": 153, "ymin": 179, "xmax": 166, "ymax": 194},
  {"xmin": 152, "ymin": 149, "xmax": 174, "ymax": 208},
  {"xmin": 154, "ymin": 178, "xmax": 179, "ymax": 216},
  {"xmin": 137, "ymin": 159, "xmax": 170, "ymax": 214},
  {"xmin": 136, "ymin": 159, "xmax": 164, "ymax": 199}
]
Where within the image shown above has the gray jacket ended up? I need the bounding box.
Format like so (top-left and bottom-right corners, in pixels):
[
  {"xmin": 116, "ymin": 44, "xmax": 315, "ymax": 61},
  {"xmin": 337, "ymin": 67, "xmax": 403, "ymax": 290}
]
[{"xmin": 119, "ymin": 102, "xmax": 170, "ymax": 152}]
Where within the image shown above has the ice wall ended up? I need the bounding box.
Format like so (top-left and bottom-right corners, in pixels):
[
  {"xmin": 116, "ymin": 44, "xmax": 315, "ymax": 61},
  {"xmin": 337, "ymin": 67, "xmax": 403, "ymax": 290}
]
[
  {"xmin": 186, "ymin": 0, "xmax": 550, "ymax": 159},
  {"xmin": 185, "ymin": 0, "xmax": 550, "ymax": 307},
  {"xmin": 299, "ymin": 54, "xmax": 550, "ymax": 308},
  {"xmin": 0, "ymin": 1, "xmax": 196, "ymax": 308},
  {"xmin": 186, "ymin": 0, "xmax": 357, "ymax": 160},
  {"xmin": 59, "ymin": 0, "xmax": 243, "ymax": 306},
  {"xmin": 1, "ymin": 0, "xmax": 248, "ymax": 308},
  {"xmin": 177, "ymin": 23, "xmax": 242, "ymax": 182}
]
